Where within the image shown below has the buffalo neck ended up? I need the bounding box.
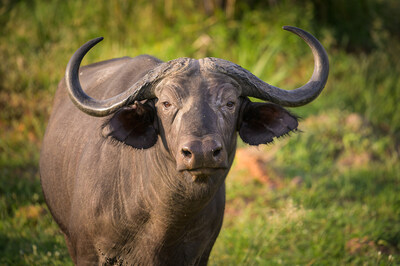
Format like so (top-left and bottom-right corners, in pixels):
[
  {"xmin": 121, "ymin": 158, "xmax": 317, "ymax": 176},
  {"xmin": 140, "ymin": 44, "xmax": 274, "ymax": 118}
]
[
  {"xmin": 95, "ymin": 137, "xmax": 231, "ymax": 235},
  {"xmin": 90, "ymin": 138, "xmax": 230, "ymax": 263}
]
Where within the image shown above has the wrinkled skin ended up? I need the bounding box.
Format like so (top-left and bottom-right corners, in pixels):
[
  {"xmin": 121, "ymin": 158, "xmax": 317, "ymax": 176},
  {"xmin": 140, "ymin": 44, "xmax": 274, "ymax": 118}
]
[{"xmin": 40, "ymin": 55, "xmax": 298, "ymax": 265}]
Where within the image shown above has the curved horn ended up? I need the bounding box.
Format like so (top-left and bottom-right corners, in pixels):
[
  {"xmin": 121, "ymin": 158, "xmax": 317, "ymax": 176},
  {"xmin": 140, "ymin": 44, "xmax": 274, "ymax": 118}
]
[
  {"xmin": 207, "ymin": 26, "xmax": 329, "ymax": 107},
  {"xmin": 65, "ymin": 38, "xmax": 193, "ymax": 117}
]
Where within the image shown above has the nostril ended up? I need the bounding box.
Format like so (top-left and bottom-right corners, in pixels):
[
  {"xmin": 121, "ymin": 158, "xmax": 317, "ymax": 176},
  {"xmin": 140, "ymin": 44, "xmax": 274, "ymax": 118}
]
[
  {"xmin": 181, "ymin": 148, "xmax": 192, "ymax": 159},
  {"xmin": 213, "ymin": 147, "xmax": 222, "ymax": 158}
]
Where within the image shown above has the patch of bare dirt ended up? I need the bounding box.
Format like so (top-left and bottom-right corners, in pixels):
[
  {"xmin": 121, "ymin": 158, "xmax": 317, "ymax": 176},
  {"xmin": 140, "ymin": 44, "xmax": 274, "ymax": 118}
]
[
  {"xmin": 346, "ymin": 237, "xmax": 397, "ymax": 256},
  {"xmin": 345, "ymin": 113, "xmax": 365, "ymax": 131},
  {"xmin": 15, "ymin": 205, "xmax": 47, "ymax": 220},
  {"xmin": 233, "ymin": 146, "xmax": 293, "ymax": 189},
  {"xmin": 338, "ymin": 152, "xmax": 372, "ymax": 169}
]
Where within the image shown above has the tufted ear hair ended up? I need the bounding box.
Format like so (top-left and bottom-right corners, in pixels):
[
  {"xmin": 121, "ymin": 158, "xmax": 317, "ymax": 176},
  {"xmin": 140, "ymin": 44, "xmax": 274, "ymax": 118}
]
[
  {"xmin": 238, "ymin": 99, "xmax": 298, "ymax": 145},
  {"xmin": 102, "ymin": 100, "xmax": 158, "ymax": 149}
]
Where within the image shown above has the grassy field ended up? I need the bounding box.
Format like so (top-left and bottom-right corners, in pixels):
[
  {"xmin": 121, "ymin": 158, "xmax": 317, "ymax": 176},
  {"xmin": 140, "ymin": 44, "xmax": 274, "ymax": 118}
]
[{"xmin": 1, "ymin": 0, "xmax": 399, "ymax": 264}]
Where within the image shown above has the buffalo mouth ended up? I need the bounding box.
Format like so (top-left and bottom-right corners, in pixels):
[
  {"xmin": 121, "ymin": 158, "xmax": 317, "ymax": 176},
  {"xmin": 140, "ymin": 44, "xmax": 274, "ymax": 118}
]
[{"xmin": 183, "ymin": 167, "xmax": 227, "ymax": 182}]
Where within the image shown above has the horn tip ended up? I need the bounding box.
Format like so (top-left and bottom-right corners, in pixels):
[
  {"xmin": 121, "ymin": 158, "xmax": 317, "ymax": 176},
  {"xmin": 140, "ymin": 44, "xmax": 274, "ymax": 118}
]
[
  {"xmin": 282, "ymin": 25, "xmax": 298, "ymax": 32},
  {"xmin": 88, "ymin": 37, "xmax": 104, "ymax": 46}
]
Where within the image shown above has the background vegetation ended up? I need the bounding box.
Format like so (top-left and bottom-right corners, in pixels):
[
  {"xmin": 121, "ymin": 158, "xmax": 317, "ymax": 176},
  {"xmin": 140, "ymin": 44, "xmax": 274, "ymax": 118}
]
[{"xmin": 1, "ymin": 0, "xmax": 399, "ymax": 264}]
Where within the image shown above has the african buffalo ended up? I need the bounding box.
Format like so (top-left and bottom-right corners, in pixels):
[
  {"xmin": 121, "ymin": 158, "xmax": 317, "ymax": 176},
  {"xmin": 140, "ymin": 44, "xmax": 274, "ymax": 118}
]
[{"xmin": 40, "ymin": 26, "xmax": 329, "ymax": 265}]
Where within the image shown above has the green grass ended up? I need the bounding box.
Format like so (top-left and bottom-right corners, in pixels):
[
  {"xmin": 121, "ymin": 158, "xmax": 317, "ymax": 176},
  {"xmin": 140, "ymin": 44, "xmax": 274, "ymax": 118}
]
[
  {"xmin": 211, "ymin": 110, "xmax": 399, "ymax": 265},
  {"xmin": 1, "ymin": 0, "xmax": 399, "ymax": 264}
]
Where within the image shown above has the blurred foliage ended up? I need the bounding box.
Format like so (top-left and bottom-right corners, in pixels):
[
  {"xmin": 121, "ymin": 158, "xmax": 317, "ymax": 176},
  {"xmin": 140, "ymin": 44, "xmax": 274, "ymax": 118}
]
[
  {"xmin": 310, "ymin": 0, "xmax": 400, "ymax": 52},
  {"xmin": 0, "ymin": 0, "xmax": 399, "ymax": 264}
]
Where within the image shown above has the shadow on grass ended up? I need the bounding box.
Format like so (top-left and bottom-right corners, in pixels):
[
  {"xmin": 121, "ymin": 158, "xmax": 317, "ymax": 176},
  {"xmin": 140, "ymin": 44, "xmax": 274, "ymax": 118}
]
[
  {"xmin": 0, "ymin": 164, "xmax": 72, "ymax": 264},
  {"xmin": 0, "ymin": 165, "xmax": 43, "ymax": 215},
  {"xmin": 0, "ymin": 231, "xmax": 72, "ymax": 265}
]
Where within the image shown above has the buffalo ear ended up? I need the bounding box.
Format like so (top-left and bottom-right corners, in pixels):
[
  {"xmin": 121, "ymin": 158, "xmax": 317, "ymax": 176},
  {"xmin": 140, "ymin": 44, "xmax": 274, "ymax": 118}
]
[
  {"xmin": 238, "ymin": 101, "xmax": 298, "ymax": 145},
  {"xmin": 102, "ymin": 101, "xmax": 158, "ymax": 149}
]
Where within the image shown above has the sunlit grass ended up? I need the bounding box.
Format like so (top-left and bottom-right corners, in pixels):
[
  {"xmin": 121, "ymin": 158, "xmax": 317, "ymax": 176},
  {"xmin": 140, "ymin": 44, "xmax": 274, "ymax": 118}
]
[
  {"xmin": 211, "ymin": 110, "xmax": 399, "ymax": 265},
  {"xmin": 1, "ymin": 0, "xmax": 399, "ymax": 264}
]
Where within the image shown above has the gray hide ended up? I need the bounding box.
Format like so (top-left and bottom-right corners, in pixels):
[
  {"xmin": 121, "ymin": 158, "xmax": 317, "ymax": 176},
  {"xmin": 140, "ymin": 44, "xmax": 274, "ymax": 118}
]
[{"xmin": 40, "ymin": 26, "xmax": 329, "ymax": 265}]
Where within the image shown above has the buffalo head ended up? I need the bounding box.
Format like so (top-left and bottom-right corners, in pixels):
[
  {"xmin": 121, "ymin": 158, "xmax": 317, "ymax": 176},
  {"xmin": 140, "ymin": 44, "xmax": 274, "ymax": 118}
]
[{"xmin": 65, "ymin": 26, "xmax": 328, "ymax": 183}]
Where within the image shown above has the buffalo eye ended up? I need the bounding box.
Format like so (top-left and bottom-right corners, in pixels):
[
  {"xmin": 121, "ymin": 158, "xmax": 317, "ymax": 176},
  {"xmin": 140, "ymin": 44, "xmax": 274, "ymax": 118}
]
[
  {"xmin": 226, "ymin": 101, "xmax": 235, "ymax": 108},
  {"xmin": 162, "ymin": 101, "xmax": 172, "ymax": 109}
]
